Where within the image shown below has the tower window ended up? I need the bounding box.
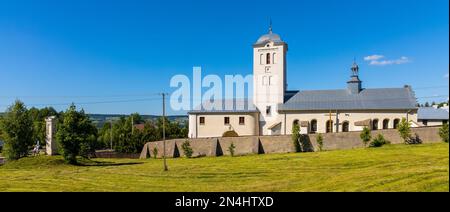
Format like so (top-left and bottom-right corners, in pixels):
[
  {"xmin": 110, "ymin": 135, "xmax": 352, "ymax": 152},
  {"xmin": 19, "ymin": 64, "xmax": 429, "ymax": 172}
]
[
  {"xmin": 260, "ymin": 54, "xmax": 264, "ymax": 65},
  {"xmin": 199, "ymin": 117, "xmax": 205, "ymax": 125},
  {"xmin": 266, "ymin": 106, "xmax": 272, "ymax": 116},
  {"xmin": 273, "ymin": 53, "xmax": 276, "ymax": 64},
  {"xmin": 266, "ymin": 53, "xmax": 271, "ymax": 64}
]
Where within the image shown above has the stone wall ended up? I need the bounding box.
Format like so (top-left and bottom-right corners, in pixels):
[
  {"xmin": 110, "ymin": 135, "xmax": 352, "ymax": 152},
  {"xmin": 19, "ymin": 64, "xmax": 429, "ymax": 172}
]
[{"xmin": 140, "ymin": 126, "xmax": 444, "ymax": 159}]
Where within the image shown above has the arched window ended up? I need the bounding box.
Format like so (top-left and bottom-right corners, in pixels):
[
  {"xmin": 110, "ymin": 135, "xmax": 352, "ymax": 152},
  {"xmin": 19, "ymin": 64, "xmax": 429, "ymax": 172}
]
[
  {"xmin": 326, "ymin": 120, "xmax": 333, "ymax": 133},
  {"xmin": 342, "ymin": 121, "xmax": 349, "ymax": 132},
  {"xmin": 268, "ymin": 76, "xmax": 272, "ymax": 85},
  {"xmin": 393, "ymin": 119, "xmax": 400, "ymax": 129},
  {"xmin": 262, "ymin": 76, "xmax": 267, "ymax": 86},
  {"xmin": 260, "ymin": 54, "xmax": 264, "ymax": 65},
  {"xmin": 383, "ymin": 119, "xmax": 389, "ymax": 129},
  {"xmin": 273, "ymin": 53, "xmax": 276, "ymax": 64},
  {"xmin": 266, "ymin": 53, "xmax": 271, "ymax": 64},
  {"xmin": 372, "ymin": 119, "xmax": 379, "ymax": 130},
  {"xmin": 310, "ymin": 120, "xmax": 317, "ymax": 134}
]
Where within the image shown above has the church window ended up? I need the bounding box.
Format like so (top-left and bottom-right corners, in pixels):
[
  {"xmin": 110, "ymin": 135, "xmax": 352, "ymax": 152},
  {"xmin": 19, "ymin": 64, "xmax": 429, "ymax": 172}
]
[
  {"xmin": 326, "ymin": 120, "xmax": 333, "ymax": 133},
  {"xmin": 393, "ymin": 119, "xmax": 400, "ymax": 129},
  {"xmin": 310, "ymin": 120, "xmax": 317, "ymax": 134},
  {"xmin": 268, "ymin": 76, "xmax": 272, "ymax": 85},
  {"xmin": 260, "ymin": 54, "xmax": 264, "ymax": 65},
  {"xmin": 293, "ymin": 119, "xmax": 299, "ymax": 126},
  {"xmin": 266, "ymin": 53, "xmax": 271, "ymax": 64},
  {"xmin": 224, "ymin": 117, "xmax": 230, "ymax": 125},
  {"xmin": 199, "ymin": 117, "xmax": 205, "ymax": 125},
  {"xmin": 262, "ymin": 76, "xmax": 267, "ymax": 86},
  {"xmin": 239, "ymin": 117, "xmax": 245, "ymax": 125},
  {"xmin": 372, "ymin": 119, "xmax": 379, "ymax": 130},
  {"xmin": 383, "ymin": 119, "xmax": 389, "ymax": 129},
  {"xmin": 273, "ymin": 53, "xmax": 276, "ymax": 64},
  {"xmin": 342, "ymin": 121, "xmax": 349, "ymax": 132}
]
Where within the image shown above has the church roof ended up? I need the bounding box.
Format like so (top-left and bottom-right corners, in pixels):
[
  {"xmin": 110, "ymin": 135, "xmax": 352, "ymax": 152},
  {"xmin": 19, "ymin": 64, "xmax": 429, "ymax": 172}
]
[
  {"xmin": 279, "ymin": 86, "xmax": 418, "ymax": 111},
  {"xmin": 188, "ymin": 99, "xmax": 258, "ymax": 114},
  {"xmin": 418, "ymin": 107, "xmax": 449, "ymax": 120}
]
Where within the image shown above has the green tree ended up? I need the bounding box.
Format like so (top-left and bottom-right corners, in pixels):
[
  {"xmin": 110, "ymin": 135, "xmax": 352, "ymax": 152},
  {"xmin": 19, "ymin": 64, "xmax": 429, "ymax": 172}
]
[
  {"xmin": 228, "ymin": 143, "xmax": 236, "ymax": 157},
  {"xmin": 397, "ymin": 118, "xmax": 411, "ymax": 144},
  {"xmin": 439, "ymin": 123, "xmax": 449, "ymax": 143},
  {"xmin": 56, "ymin": 104, "xmax": 98, "ymax": 164},
  {"xmin": 0, "ymin": 100, "xmax": 34, "ymax": 160},
  {"xmin": 28, "ymin": 107, "xmax": 59, "ymax": 146},
  {"xmin": 181, "ymin": 140, "xmax": 193, "ymax": 158},
  {"xmin": 291, "ymin": 122, "xmax": 301, "ymax": 152},
  {"xmin": 316, "ymin": 133, "xmax": 324, "ymax": 151},
  {"xmin": 360, "ymin": 127, "xmax": 372, "ymax": 147}
]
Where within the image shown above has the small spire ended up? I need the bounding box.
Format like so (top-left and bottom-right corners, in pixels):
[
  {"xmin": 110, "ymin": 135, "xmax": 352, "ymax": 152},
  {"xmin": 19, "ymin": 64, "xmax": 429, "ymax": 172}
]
[
  {"xmin": 268, "ymin": 18, "xmax": 273, "ymax": 34},
  {"xmin": 351, "ymin": 59, "xmax": 359, "ymax": 76}
]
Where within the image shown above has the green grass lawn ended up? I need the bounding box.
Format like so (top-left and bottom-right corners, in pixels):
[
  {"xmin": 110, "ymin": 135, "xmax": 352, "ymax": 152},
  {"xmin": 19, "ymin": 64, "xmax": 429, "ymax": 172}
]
[{"xmin": 0, "ymin": 143, "xmax": 448, "ymax": 192}]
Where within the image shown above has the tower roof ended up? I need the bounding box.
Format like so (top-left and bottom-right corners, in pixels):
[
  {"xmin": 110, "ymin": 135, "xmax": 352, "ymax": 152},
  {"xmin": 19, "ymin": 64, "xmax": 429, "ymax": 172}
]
[{"xmin": 254, "ymin": 22, "xmax": 285, "ymax": 47}]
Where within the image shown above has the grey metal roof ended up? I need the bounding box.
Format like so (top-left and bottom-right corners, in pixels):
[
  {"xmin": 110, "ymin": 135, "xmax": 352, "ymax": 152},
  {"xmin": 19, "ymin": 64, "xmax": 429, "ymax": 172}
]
[
  {"xmin": 188, "ymin": 99, "xmax": 258, "ymax": 114},
  {"xmin": 279, "ymin": 87, "xmax": 418, "ymax": 111},
  {"xmin": 418, "ymin": 107, "xmax": 449, "ymax": 120},
  {"xmin": 253, "ymin": 31, "xmax": 286, "ymax": 47}
]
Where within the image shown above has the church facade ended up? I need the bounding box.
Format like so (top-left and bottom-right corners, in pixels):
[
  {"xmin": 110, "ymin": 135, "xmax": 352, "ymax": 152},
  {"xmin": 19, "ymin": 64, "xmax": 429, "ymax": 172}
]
[{"xmin": 188, "ymin": 27, "xmax": 419, "ymax": 138}]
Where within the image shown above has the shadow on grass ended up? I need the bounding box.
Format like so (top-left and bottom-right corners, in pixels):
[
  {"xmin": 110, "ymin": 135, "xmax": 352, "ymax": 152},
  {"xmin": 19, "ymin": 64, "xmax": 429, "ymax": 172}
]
[{"xmin": 76, "ymin": 159, "xmax": 143, "ymax": 167}]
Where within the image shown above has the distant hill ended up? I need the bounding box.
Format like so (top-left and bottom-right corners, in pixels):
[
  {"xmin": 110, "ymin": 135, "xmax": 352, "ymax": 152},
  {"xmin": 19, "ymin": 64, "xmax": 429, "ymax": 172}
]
[
  {"xmin": 0, "ymin": 112, "xmax": 188, "ymax": 128},
  {"xmin": 88, "ymin": 114, "xmax": 188, "ymax": 128}
]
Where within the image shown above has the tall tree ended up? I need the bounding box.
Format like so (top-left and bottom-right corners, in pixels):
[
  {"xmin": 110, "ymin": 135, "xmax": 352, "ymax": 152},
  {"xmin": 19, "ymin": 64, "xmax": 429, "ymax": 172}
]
[
  {"xmin": 56, "ymin": 104, "xmax": 98, "ymax": 164},
  {"xmin": 0, "ymin": 100, "xmax": 34, "ymax": 160}
]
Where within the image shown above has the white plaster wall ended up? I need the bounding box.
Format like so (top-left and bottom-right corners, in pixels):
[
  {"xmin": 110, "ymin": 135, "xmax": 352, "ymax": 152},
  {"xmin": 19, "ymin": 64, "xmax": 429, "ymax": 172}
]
[{"xmin": 191, "ymin": 113, "xmax": 259, "ymax": 138}]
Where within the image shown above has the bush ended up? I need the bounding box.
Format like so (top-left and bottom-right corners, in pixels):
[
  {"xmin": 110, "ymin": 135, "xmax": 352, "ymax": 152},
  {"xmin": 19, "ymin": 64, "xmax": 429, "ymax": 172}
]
[
  {"xmin": 439, "ymin": 124, "xmax": 449, "ymax": 143},
  {"xmin": 360, "ymin": 127, "xmax": 371, "ymax": 147},
  {"xmin": 152, "ymin": 147, "xmax": 158, "ymax": 159},
  {"xmin": 228, "ymin": 143, "xmax": 236, "ymax": 157},
  {"xmin": 181, "ymin": 140, "xmax": 193, "ymax": 158},
  {"xmin": 222, "ymin": 130, "xmax": 239, "ymax": 137},
  {"xmin": 406, "ymin": 133, "xmax": 422, "ymax": 145},
  {"xmin": 316, "ymin": 133, "xmax": 324, "ymax": 151},
  {"xmin": 0, "ymin": 100, "xmax": 34, "ymax": 160},
  {"xmin": 397, "ymin": 118, "xmax": 411, "ymax": 144},
  {"xmin": 292, "ymin": 123, "xmax": 301, "ymax": 152},
  {"xmin": 370, "ymin": 134, "xmax": 390, "ymax": 147}
]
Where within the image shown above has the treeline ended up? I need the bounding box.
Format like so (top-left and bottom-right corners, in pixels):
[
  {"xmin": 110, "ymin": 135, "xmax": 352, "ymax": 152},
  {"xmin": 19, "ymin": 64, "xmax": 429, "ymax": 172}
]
[
  {"xmin": 0, "ymin": 100, "xmax": 187, "ymax": 164},
  {"xmin": 416, "ymin": 101, "xmax": 449, "ymax": 108},
  {"xmin": 97, "ymin": 113, "xmax": 188, "ymax": 154}
]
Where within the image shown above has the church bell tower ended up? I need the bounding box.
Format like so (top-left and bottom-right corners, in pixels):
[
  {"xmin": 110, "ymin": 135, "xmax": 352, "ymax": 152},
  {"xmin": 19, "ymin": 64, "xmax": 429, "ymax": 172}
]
[{"xmin": 253, "ymin": 23, "xmax": 288, "ymax": 135}]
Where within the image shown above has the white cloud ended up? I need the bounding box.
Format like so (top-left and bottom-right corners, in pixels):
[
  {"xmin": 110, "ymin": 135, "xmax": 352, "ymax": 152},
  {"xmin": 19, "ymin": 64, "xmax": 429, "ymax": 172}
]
[
  {"xmin": 368, "ymin": 56, "xmax": 411, "ymax": 66},
  {"xmin": 364, "ymin": 55, "xmax": 384, "ymax": 61}
]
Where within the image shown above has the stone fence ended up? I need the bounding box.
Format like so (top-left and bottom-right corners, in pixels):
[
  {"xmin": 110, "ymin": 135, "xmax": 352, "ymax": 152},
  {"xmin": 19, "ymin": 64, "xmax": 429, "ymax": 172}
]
[{"xmin": 140, "ymin": 126, "xmax": 444, "ymax": 159}]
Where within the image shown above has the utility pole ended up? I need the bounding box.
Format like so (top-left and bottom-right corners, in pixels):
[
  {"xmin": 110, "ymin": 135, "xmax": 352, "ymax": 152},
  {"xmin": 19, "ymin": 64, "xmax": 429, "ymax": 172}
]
[
  {"xmin": 162, "ymin": 93, "xmax": 168, "ymax": 171},
  {"xmin": 110, "ymin": 120, "xmax": 113, "ymax": 150}
]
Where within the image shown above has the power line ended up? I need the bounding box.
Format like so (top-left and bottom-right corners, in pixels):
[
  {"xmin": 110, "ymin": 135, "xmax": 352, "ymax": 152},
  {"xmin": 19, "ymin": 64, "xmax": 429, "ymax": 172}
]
[{"xmin": 0, "ymin": 97, "xmax": 162, "ymax": 107}]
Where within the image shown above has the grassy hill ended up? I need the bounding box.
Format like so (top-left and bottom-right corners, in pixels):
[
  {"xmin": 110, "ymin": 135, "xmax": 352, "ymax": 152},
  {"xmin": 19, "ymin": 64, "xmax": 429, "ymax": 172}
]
[{"xmin": 0, "ymin": 143, "xmax": 448, "ymax": 192}]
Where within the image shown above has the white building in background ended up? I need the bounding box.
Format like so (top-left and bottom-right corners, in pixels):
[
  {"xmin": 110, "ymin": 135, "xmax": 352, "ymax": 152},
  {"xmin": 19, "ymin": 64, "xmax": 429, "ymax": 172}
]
[{"xmin": 188, "ymin": 26, "xmax": 422, "ymax": 138}]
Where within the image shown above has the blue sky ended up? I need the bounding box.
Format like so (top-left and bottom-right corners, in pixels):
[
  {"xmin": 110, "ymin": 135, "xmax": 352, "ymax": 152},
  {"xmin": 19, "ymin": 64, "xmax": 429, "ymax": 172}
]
[{"xmin": 0, "ymin": 0, "xmax": 448, "ymax": 115}]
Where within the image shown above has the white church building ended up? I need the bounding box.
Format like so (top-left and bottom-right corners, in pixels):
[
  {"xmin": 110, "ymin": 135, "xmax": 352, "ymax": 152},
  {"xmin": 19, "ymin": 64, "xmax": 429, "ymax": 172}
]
[{"xmin": 188, "ymin": 26, "xmax": 420, "ymax": 138}]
